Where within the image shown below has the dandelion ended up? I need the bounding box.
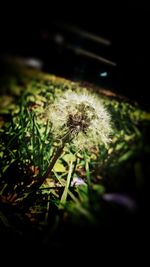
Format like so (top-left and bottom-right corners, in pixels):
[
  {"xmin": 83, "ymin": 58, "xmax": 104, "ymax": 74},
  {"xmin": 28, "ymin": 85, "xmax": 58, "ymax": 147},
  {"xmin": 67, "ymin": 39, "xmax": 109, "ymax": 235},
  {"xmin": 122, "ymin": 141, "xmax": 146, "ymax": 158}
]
[
  {"xmin": 48, "ymin": 90, "xmax": 112, "ymax": 149},
  {"xmin": 20, "ymin": 90, "xmax": 113, "ymax": 204}
]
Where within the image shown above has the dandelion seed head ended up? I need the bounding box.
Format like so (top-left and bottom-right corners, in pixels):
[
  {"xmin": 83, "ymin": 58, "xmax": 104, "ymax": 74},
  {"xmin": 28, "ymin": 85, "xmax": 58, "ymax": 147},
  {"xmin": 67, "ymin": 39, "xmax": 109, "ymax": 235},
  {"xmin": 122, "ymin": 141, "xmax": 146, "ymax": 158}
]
[{"xmin": 48, "ymin": 90, "xmax": 113, "ymax": 149}]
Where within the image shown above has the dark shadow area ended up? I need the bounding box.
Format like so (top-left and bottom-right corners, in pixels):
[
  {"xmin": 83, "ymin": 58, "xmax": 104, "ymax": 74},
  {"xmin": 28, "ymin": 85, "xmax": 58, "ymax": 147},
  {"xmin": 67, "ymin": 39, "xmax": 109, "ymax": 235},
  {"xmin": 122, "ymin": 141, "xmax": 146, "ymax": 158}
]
[{"xmin": 0, "ymin": 5, "xmax": 149, "ymax": 109}]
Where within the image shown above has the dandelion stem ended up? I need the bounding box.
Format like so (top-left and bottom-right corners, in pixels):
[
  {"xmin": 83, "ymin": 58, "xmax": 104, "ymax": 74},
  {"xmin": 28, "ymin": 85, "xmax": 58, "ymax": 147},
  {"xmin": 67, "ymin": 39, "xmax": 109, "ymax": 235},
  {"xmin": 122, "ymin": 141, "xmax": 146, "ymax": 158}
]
[{"xmin": 16, "ymin": 131, "xmax": 71, "ymax": 208}]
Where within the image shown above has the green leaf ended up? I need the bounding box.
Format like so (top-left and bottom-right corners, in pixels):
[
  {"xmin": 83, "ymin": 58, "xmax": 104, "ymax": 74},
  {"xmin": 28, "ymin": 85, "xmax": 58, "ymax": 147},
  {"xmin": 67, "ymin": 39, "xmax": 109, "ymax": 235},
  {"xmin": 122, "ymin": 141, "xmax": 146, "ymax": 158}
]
[
  {"xmin": 2, "ymin": 165, "xmax": 10, "ymax": 173},
  {"xmin": 2, "ymin": 159, "xmax": 15, "ymax": 173},
  {"xmin": 0, "ymin": 151, "xmax": 4, "ymax": 158},
  {"xmin": 115, "ymin": 142, "xmax": 125, "ymax": 151},
  {"xmin": 63, "ymin": 153, "xmax": 76, "ymax": 164},
  {"xmin": 118, "ymin": 150, "xmax": 133, "ymax": 163},
  {"xmin": 53, "ymin": 161, "xmax": 66, "ymax": 173},
  {"xmin": 75, "ymin": 184, "xmax": 88, "ymax": 203},
  {"xmin": 59, "ymin": 161, "xmax": 73, "ymax": 207}
]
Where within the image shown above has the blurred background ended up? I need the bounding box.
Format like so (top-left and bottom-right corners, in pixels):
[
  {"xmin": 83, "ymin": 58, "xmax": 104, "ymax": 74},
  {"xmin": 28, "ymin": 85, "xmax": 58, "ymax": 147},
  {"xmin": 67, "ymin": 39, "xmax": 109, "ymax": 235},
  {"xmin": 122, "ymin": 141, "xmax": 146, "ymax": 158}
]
[{"xmin": 0, "ymin": 3, "xmax": 149, "ymax": 109}]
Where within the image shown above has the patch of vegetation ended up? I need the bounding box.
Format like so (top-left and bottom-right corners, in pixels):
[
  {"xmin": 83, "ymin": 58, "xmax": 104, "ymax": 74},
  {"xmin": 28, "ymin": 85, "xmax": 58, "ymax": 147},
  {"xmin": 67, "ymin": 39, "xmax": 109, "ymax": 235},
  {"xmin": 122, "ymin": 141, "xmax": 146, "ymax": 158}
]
[{"xmin": 0, "ymin": 59, "xmax": 150, "ymax": 247}]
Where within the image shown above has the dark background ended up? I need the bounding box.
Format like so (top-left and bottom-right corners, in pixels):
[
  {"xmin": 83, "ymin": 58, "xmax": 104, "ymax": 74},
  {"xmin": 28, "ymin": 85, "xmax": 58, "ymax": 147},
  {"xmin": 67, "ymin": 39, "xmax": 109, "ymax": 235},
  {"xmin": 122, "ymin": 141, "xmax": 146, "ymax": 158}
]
[{"xmin": 0, "ymin": 3, "xmax": 150, "ymax": 109}]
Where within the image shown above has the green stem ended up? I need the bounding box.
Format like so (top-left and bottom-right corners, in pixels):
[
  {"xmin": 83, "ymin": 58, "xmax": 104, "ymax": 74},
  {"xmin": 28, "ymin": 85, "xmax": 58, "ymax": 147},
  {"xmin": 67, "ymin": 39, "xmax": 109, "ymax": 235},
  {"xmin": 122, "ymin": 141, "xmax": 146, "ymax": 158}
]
[
  {"xmin": 17, "ymin": 131, "xmax": 71, "ymax": 207},
  {"xmin": 84, "ymin": 154, "xmax": 92, "ymax": 204},
  {"xmin": 59, "ymin": 160, "xmax": 73, "ymax": 208}
]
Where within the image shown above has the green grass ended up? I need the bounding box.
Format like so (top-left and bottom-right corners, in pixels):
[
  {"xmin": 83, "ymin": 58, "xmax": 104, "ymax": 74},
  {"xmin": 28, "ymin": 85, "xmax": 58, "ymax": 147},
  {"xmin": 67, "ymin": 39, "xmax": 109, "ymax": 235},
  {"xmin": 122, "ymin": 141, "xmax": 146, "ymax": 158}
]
[{"xmin": 0, "ymin": 60, "xmax": 150, "ymax": 243}]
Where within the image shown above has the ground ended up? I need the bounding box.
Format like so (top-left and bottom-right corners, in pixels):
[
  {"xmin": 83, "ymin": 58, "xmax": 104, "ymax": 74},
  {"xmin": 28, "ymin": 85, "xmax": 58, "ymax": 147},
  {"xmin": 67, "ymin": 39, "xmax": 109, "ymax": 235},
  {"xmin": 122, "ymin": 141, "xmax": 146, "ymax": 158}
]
[{"xmin": 0, "ymin": 58, "xmax": 150, "ymax": 252}]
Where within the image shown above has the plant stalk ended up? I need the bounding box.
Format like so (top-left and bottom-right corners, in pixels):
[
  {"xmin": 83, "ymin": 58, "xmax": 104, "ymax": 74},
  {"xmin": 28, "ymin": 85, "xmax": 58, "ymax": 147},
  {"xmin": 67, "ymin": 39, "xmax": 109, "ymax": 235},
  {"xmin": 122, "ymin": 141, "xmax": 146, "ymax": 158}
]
[{"xmin": 17, "ymin": 132, "xmax": 71, "ymax": 208}]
